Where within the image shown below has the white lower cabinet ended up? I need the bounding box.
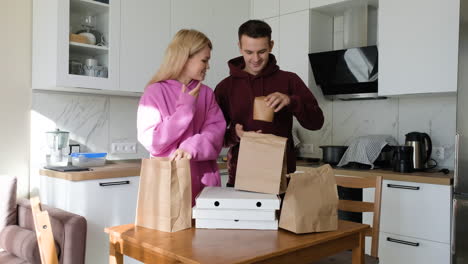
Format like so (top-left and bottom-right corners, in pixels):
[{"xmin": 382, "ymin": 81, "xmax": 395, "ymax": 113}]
[
  {"xmin": 40, "ymin": 176, "xmax": 142, "ymax": 264},
  {"xmin": 379, "ymin": 232, "xmax": 450, "ymax": 264},
  {"xmin": 379, "ymin": 180, "xmax": 451, "ymax": 264}
]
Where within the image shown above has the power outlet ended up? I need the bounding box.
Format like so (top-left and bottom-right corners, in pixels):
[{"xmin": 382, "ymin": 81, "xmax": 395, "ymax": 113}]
[
  {"xmin": 433, "ymin": 147, "xmax": 445, "ymax": 160},
  {"xmin": 111, "ymin": 142, "xmax": 137, "ymax": 154}
]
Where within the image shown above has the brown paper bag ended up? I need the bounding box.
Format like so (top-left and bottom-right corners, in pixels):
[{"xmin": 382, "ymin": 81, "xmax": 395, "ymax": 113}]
[
  {"xmin": 279, "ymin": 164, "xmax": 338, "ymax": 234},
  {"xmin": 253, "ymin": 96, "xmax": 274, "ymax": 122},
  {"xmin": 235, "ymin": 132, "xmax": 287, "ymax": 194},
  {"xmin": 135, "ymin": 157, "xmax": 192, "ymax": 232}
]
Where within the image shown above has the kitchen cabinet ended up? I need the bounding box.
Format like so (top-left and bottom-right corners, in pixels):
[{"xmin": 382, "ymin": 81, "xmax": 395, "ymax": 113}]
[
  {"xmin": 379, "ymin": 232, "xmax": 450, "ymax": 264},
  {"xmin": 33, "ymin": 0, "xmax": 121, "ymax": 93},
  {"xmin": 378, "ymin": 0, "xmax": 459, "ymax": 96},
  {"xmin": 119, "ymin": 0, "xmax": 171, "ymax": 93},
  {"xmin": 251, "ymin": 0, "xmax": 280, "ymax": 19},
  {"xmin": 170, "ymin": 0, "xmax": 251, "ymax": 89},
  {"xmin": 279, "ymin": 10, "xmax": 311, "ymax": 86},
  {"xmin": 40, "ymin": 175, "xmax": 141, "ymax": 264},
  {"xmin": 280, "ymin": 0, "xmax": 309, "ymax": 15},
  {"xmin": 264, "ymin": 16, "xmax": 280, "ymax": 64},
  {"xmin": 378, "ymin": 179, "xmax": 451, "ymax": 264}
]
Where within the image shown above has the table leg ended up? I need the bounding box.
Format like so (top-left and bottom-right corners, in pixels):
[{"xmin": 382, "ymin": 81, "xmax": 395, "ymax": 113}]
[
  {"xmin": 351, "ymin": 231, "xmax": 365, "ymax": 264},
  {"xmin": 109, "ymin": 239, "xmax": 123, "ymax": 264}
]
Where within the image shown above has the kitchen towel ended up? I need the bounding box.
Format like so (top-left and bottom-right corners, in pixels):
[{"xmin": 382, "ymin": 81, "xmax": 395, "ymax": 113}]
[
  {"xmin": 337, "ymin": 135, "xmax": 398, "ymax": 168},
  {"xmin": 135, "ymin": 157, "xmax": 192, "ymax": 232},
  {"xmin": 279, "ymin": 164, "xmax": 338, "ymax": 234},
  {"xmin": 235, "ymin": 132, "xmax": 288, "ymax": 195}
]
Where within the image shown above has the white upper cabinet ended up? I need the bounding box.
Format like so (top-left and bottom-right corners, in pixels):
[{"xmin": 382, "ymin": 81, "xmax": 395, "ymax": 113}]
[
  {"xmin": 280, "ymin": 0, "xmax": 309, "ymax": 15},
  {"xmin": 120, "ymin": 0, "xmax": 171, "ymax": 93},
  {"xmin": 264, "ymin": 16, "xmax": 280, "ymax": 64},
  {"xmin": 378, "ymin": 0, "xmax": 460, "ymax": 96},
  {"xmin": 251, "ymin": 0, "xmax": 280, "ymax": 19},
  {"xmin": 33, "ymin": 0, "xmax": 121, "ymax": 93},
  {"xmin": 279, "ymin": 10, "xmax": 310, "ymax": 85},
  {"xmin": 171, "ymin": 0, "xmax": 250, "ymax": 89}
]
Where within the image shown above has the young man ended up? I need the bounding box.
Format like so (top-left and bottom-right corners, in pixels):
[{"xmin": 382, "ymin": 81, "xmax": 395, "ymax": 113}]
[{"xmin": 215, "ymin": 20, "xmax": 324, "ymax": 187}]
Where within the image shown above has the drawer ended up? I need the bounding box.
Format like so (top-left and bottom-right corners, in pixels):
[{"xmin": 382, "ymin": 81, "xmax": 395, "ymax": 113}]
[
  {"xmin": 380, "ymin": 180, "xmax": 451, "ymax": 243},
  {"xmin": 378, "ymin": 232, "xmax": 450, "ymax": 264}
]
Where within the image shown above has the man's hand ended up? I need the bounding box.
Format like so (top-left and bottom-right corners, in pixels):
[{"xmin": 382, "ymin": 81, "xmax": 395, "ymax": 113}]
[
  {"xmin": 181, "ymin": 82, "xmax": 202, "ymax": 98},
  {"xmin": 235, "ymin": 124, "xmax": 261, "ymax": 138},
  {"xmin": 170, "ymin": 149, "xmax": 192, "ymax": 161},
  {"xmin": 265, "ymin": 92, "xmax": 291, "ymax": 112}
]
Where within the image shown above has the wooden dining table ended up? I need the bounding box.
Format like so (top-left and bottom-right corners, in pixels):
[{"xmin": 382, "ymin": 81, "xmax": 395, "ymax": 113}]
[{"xmin": 105, "ymin": 220, "xmax": 368, "ymax": 264}]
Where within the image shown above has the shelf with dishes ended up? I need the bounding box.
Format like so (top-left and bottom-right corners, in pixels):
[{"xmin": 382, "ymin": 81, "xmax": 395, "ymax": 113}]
[{"xmin": 69, "ymin": 41, "xmax": 108, "ymax": 55}]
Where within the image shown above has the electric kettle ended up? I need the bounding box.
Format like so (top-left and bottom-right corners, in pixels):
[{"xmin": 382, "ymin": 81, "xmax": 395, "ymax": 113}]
[{"xmin": 405, "ymin": 132, "xmax": 432, "ymax": 170}]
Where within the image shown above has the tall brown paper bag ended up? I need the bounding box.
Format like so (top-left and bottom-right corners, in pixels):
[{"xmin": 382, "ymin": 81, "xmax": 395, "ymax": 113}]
[
  {"xmin": 279, "ymin": 164, "xmax": 338, "ymax": 234},
  {"xmin": 135, "ymin": 157, "xmax": 192, "ymax": 232},
  {"xmin": 235, "ymin": 132, "xmax": 288, "ymax": 194}
]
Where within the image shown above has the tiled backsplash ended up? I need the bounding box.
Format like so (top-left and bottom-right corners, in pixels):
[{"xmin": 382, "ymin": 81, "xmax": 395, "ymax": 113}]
[
  {"xmin": 295, "ymin": 94, "xmax": 457, "ymax": 169},
  {"xmin": 31, "ymin": 90, "xmax": 149, "ymax": 160},
  {"xmin": 30, "ymin": 90, "xmax": 148, "ymax": 193}
]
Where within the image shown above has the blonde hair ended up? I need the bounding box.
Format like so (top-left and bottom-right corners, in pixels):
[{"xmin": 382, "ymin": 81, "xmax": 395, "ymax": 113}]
[{"xmin": 147, "ymin": 29, "xmax": 212, "ymax": 87}]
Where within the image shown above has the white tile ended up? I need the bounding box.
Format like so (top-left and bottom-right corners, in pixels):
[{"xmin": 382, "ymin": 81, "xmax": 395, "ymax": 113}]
[
  {"xmin": 295, "ymin": 69, "xmax": 332, "ymax": 158},
  {"xmin": 398, "ymin": 95, "xmax": 456, "ymax": 169},
  {"xmin": 108, "ymin": 97, "xmax": 149, "ymax": 160},
  {"xmin": 32, "ymin": 91, "xmax": 109, "ymax": 154},
  {"xmin": 332, "ymin": 98, "xmax": 399, "ymax": 145}
]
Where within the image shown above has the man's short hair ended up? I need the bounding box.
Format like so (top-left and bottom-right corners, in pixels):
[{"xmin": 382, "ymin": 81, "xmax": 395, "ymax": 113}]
[{"xmin": 238, "ymin": 20, "xmax": 272, "ymax": 41}]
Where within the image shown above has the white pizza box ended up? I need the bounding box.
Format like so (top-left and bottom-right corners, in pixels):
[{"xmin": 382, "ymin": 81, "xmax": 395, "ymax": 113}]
[
  {"xmin": 192, "ymin": 206, "xmax": 277, "ymax": 221},
  {"xmin": 195, "ymin": 218, "xmax": 278, "ymax": 230},
  {"xmin": 195, "ymin": 187, "xmax": 280, "ymax": 210}
]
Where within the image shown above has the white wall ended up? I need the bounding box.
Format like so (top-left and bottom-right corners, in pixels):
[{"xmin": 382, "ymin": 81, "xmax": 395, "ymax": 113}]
[{"xmin": 0, "ymin": 0, "xmax": 32, "ymax": 197}]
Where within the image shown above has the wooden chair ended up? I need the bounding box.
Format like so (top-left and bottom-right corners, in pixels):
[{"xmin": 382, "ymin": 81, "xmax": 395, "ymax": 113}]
[
  {"xmin": 313, "ymin": 175, "xmax": 382, "ymax": 264},
  {"xmin": 31, "ymin": 197, "xmax": 59, "ymax": 264}
]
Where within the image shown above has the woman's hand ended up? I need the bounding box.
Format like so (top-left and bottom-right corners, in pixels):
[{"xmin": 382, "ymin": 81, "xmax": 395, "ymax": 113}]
[
  {"xmin": 181, "ymin": 82, "xmax": 202, "ymax": 98},
  {"xmin": 170, "ymin": 149, "xmax": 192, "ymax": 161}
]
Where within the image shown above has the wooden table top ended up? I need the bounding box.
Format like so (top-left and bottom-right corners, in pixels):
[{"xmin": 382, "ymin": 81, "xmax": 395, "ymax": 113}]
[
  {"xmin": 105, "ymin": 220, "xmax": 368, "ymax": 264},
  {"xmin": 295, "ymin": 161, "xmax": 453, "ymax": 185}
]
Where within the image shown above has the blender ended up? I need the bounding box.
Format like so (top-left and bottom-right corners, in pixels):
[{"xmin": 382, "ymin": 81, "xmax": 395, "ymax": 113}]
[{"xmin": 46, "ymin": 129, "xmax": 70, "ymax": 166}]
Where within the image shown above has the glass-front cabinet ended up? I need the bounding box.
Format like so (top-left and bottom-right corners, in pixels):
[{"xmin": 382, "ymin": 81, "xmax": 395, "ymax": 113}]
[{"xmin": 33, "ymin": 0, "xmax": 121, "ymax": 93}]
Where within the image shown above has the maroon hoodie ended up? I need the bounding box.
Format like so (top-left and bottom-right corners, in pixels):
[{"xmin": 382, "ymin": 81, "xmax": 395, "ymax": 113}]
[{"xmin": 214, "ymin": 54, "xmax": 324, "ymax": 185}]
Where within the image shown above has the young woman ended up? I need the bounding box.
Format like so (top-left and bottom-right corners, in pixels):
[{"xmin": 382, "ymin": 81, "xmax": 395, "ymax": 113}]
[{"xmin": 137, "ymin": 29, "xmax": 226, "ymax": 205}]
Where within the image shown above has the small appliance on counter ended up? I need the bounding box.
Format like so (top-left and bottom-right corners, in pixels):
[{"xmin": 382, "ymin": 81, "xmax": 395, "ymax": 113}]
[
  {"xmin": 71, "ymin": 152, "xmax": 107, "ymax": 167},
  {"xmin": 405, "ymin": 132, "xmax": 435, "ymax": 170},
  {"xmin": 45, "ymin": 129, "xmax": 70, "ymax": 166},
  {"xmin": 392, "ymin": 146, "xmax": 414, "ymax": 173},
  {"xmin": 319, "ymin": 145, "xmax": 348, "ymax": 165}
]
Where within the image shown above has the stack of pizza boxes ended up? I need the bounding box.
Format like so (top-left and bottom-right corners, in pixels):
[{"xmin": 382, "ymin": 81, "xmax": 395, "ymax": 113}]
[{"xmin": 193, "ymin": 187, "xmax": 280, "ymax": 230}]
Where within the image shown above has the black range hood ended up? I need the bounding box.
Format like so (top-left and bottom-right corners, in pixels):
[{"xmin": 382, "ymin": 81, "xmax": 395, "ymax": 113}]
[{"xmin": 308, "ymin": 45, "xmax": 384, "ymax": 100}]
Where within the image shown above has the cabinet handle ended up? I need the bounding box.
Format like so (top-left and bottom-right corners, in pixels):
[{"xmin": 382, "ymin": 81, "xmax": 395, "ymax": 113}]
[
  {"xmin": 387, "ymin": 184, "xmax": 420, "ymax": 190},
  {"xmin": 387, "ymin": 237, "xmax": 420, "ymax": 247},
  {"xmin": 99, "ymin": 181, "xmax": 130, "ymax": 187}
]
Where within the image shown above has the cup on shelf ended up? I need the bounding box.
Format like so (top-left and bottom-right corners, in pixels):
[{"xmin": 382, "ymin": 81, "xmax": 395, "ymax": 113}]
[{"xmin": 85, "ymin": 58, "xmax": 98, "ymax": 67}]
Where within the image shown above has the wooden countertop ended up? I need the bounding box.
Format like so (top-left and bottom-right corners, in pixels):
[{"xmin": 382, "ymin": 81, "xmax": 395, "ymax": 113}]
[
  {"xmin": 295, "ymin": 161, "xmax": 453, "ymax": 186},
  {"xmin": 40, "ymin": 160, "xmax": 229, "ymax": 181},
  {"xmin": 39, "ymin": 161, "xmax": 142, "ymax": 181}
]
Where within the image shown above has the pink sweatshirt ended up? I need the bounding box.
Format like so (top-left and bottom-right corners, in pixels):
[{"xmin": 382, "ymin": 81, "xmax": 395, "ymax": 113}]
[{"xmin": 137, "ymin": 79, "xmax": 226, "ymax": 205}]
